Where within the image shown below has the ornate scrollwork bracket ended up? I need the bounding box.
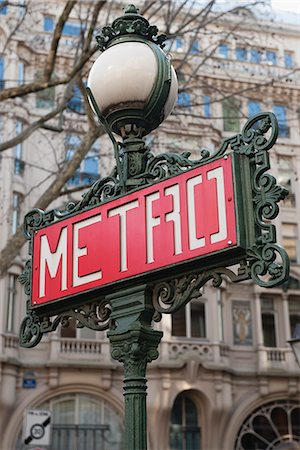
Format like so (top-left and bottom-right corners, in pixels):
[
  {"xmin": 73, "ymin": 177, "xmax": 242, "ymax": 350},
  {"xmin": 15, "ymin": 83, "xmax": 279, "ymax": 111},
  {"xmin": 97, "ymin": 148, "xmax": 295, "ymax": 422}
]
[
  {"xmin": 19, "ymin": 299, "xmax": 111, "ymax": 348},
  {"xmin": 152, "ymin": 112, "xmax": 290, "ymax": 316},
  {"xmin": 19, "ymin": 112, "xmax": 289, "ymax": 344}
]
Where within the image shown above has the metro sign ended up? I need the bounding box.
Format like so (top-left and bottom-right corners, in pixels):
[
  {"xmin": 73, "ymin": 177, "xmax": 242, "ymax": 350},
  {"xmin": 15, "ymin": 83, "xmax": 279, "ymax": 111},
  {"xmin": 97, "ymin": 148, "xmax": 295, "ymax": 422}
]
[{"xmin": 31, "ymin": 155, "xmax": 240, "ymax": 307}]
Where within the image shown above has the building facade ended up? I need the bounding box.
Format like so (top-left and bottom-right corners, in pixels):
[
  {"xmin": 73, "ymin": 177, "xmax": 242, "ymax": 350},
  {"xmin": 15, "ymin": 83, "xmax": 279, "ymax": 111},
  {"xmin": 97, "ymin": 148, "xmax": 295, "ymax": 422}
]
[{"xmin": 0, "ymin": 1, "xmax": 299, "ymax": 449}]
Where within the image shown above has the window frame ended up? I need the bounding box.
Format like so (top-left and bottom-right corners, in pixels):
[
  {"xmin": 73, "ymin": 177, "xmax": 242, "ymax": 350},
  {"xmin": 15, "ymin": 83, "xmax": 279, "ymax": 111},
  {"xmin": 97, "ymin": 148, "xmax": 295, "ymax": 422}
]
[{"xmin": 171, "ymin": 300, "xmax": 207, "ymax": 339}]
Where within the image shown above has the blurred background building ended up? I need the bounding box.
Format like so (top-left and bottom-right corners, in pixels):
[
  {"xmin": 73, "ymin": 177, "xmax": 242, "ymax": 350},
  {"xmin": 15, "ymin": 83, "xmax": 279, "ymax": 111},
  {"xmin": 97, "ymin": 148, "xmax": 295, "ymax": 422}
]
[{"xmin": 0, "ymin": 1, "xmax": 299, "ymax": 449}]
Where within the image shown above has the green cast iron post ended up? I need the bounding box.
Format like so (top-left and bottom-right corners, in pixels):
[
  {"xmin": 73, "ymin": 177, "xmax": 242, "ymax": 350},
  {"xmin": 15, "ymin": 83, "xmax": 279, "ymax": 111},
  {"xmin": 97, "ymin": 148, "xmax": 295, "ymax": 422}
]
[{"xmin": 107, "ymin": 285, "xmax": 162, "ymax": 450}]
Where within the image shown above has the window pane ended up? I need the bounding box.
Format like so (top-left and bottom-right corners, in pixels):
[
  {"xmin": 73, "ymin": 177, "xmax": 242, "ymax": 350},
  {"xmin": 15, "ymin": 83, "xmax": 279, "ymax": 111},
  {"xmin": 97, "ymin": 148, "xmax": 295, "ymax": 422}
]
[
  {"xmin": 170, "ymin": 395, "xmax": 201, "ymax": 450},
  {"xmin": 68, "ymin": 85, "xmax": 84, "ymax": 113},
  {"xmin": 176, "ymin": 38, "xmax": 183, "ymax": 50},
  {"xmin": 63, "ymin": 22, "xmax": 82, "ymax": 36},
  {"xmin": 284, "ymin": 52, "xmax": 293, "ymax": 68},
  {"xmin": 18, "ymin": 62, "xmax": 24, "ymax": 85},
  {"xmin": 222, "ymin": 98, "xmax": 240, "ymax": 132},
  {"xmin": 0, "ymin": 57, "xmax": 4, "ymax": 89},
  {"xmin": 172, "ymin": 309, "xmax": 186, "ymax": 336},
  {"xmin": 266, "ymin": 50, "xmax": 277, "ymax": 65},
  {"xmin": 53, "ymin": 399, "xmax": 75, "ymax": 424},
  {"xmin": 236, "ymin": 47, "xmax": 247, "ymax": 61},
  {"xmin": 177, "ymin": 92, "xmax": 191, "ymax": 107},
  {"xmin": 0, "ymin": 0, "xmax": 8, "ymax": 14},
  {"xmin": 262, "ymin": 313, "xmax": 276, "ymax": 347},
  {"xmin": 44, "ymin": 16, "xmax": 54, "ymax": 32},
  {"xmin": 190, "ymin": 303, "xmax": 206, "ymax": 338},
  {"xmin": 218, "ymin": 44, "xmax": 228, "ymax": 58},
  {"xmin": 12, "ymin": 192, "xmax": 22, "ymax": 234},
  {"xmin": 61, "ymin": 317, "xmax": 76, "ymax": 338},
  {"xmin": 290, "ymin": 315, "xmax": 300, "ymax": 338},
  {"xmin": 6, "ymin": 274, "xmax": 17, "ymax": 332},
  {"xmin": 203, "ymin": 95, "xmax": 211, "ymax": 118},
  {"xmin": 282, "ymin": 223, "xmax": 297, "ymax": 262},
  {"xmin": 250, "ymin": 49, "xmax": 261, "ymax": 63},
  {"xmin": 247, "ymin": 100, "xmax": 261, "ymax": 117},
  {"xmin": 190, "ymin": 40, "xmax": 200, "ymax": 54},
  {"xmin": 273, "ymin": 105, "xmax": 289, "ymax": 138}
]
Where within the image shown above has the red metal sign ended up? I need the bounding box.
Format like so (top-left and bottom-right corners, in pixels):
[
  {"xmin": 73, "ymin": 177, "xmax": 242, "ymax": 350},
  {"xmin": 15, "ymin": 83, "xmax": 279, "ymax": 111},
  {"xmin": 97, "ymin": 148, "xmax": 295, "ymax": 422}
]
[{"xmin": 32, "ymin": 155, "xmax": 237, "ymax": 306}]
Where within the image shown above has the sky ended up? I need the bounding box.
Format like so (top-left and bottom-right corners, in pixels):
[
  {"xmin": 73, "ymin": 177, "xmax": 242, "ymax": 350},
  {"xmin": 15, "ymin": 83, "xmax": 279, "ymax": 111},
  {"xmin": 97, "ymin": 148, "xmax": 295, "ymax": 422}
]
[{"xmin": 271, "ymin": 0, "xmax": 300, "ymax": 14}]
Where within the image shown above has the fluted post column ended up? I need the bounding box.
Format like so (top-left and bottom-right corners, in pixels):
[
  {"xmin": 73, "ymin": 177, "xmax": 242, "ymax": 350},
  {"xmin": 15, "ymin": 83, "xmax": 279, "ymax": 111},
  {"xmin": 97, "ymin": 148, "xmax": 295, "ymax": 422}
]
[{"xmin": 107, "ymin": 285, "xmax": 163, "ymax": 450}]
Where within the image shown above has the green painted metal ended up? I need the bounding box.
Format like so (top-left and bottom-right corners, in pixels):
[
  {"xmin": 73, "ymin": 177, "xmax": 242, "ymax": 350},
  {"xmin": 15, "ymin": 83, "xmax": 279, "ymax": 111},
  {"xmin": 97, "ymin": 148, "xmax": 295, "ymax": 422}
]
[
  {"xmin": 95, "ymin": 4, "xmax": 167, "ymax": 52},
  {"xmin": 19, "ymin": 111, "xmax": 290, "ymax": 345},
  {"xmin": 18, "ymin": 5, "xmax": 290, "ymax": 450},
  {"xmin": 107, "ymin": 285, "xmax": 162, "ymax": 450}
]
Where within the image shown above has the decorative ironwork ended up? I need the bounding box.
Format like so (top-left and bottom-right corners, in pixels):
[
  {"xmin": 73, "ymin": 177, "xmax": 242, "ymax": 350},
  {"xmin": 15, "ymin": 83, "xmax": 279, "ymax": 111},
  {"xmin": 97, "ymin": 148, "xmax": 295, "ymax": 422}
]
[
  {"xmin": 19, "ymin": 111, "xmax": 289, "ymax": 344},
  {"xmin": 19, "ymin": 299, "xmax": 111, "ymax": 348},
  {"xmin": 235, "ymin": 400, "xmax": 300, "ymax": 450},
  {"xmin": 152, "ymin": 264, "xmax": 249, "ymax": 317},
  {"xmin": 96, "ymin": 4, "xmax": 167, "ymax": 51},
  {"xmin": 151, "ymin": 112, "xmax": 289, "ymax": 316}
]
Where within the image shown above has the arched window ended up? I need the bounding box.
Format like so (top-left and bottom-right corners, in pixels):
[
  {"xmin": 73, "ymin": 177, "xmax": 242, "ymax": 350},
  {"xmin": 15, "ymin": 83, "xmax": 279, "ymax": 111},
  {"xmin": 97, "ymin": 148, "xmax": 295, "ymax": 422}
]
[
  {"xmin": 170, "ymin": 393, "xmax": 201, "ymax": 450},
  {"xmin": 235, "ymin": 400, "xmax": 300, "ymax": 449},
  {"xmin": 16, "ymin": 393, "xmax": 123, "ymax": 450}
]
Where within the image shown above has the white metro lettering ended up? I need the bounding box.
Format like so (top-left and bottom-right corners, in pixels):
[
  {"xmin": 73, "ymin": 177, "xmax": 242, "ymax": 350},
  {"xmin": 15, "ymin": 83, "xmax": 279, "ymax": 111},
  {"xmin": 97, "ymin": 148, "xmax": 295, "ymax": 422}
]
[{"xmin": 39, "ymin": 227, "xmax": 67, "ymax": 298}]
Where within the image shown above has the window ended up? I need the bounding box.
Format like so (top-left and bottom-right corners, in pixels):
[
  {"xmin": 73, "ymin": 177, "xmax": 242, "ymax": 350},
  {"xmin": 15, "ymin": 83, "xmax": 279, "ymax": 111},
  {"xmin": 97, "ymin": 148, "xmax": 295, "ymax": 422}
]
[
  {"xmin": 266, "ymin": 50, "xmax": 277, "ymax": 65},
  {"xmin": 14, "ymin": 121, "xmax": 25, "ymax": 175},
  {"xmin": 16, "ymin": 394, "xmax": 123, "ymax": 450},
  {"xmin": 0, "ymin": 0, "xmax": 7, "ymax": 14},
  {"xmin": 177, "ymin": 92, "xmax": 191, "ymax": 108},
  {"xmin": 65, "ymin": 135, "xmax": 99, "ymax": 187},
  {"xmin": 170, "ymin": 393, "xmax": 201, "ymax": 450},
  {"xmin": 284, "ymin": 52, "xmax": 293, "ymax": 68},
  {"xmin": 18, "ymin": 61, "xmax": 24, "ymax": 85},
  {"xmin": 247, "ymin": 100, "xmax": 261, "ymax": 117},
  {"xmin": 12, "ymin": 192, "xmax": 22, "ymax": 234},
  {"xmin": 282, "ymin": 223, "xmax": 298, "ymax": 263},
  {"xmin": 261, "ymin": 297, "xmax": 277, "ymax": 347},
  {"xmin": 218, "ymin": 43, "xmax": 228, "ymax": 58},
  {"xmin": 44, "ymin": 16, "xmax": 54, "ymax": 32},
  {"xmin": 235, "ymin": 400, "xmax": 300, "ymax": 450},
  {"xmin": 289, "ymin": 297, "xmax": 300, "ymax": 339},
  {"xmin": 67, "ymin": 84, "xmax": 84, "ymax": 113},
  {"xmin": 172, "ymin": 301, "xmax": 206, "ymax": 338},
  {"xmin": 277, "ymin": 157, "xmax": 296, "ymax": 207},
  {"xmin": 222, "ymin": 97, "xmax": 240, "ymax": 132},
  {"xmin": 175, "ymin": 38, "xmax": 183, "ymax": 51},
  {"xmin": 273, "ymin": 105, "xmax": 289, "ymax": 138},
  {"xmin": 190, "ymin": 40, "xmax": 200, "ymax": 54},
  {"xmin": 203, "ymin": 95, "xmax": 211, "ymax": 118},
  {"xmin": 35, "ymin": 71, "xmax": 55, "ymax": 108},
  {"xmin": 62, "ymin": 22, "xmax": 82, "ymax": 37},
  {"xmin": 19, "ymin": 0, "xmax": 25, "ymax": 18},
  {"xmin": 236, "ymin": 47, "xmax": 247, "ymax": 61},
  {"xmin": 0, "ymin": 56, "xmax": 4, "ymax": 90},
  {"xmin": 250, "ymin": 48, "xmax": 261, "ymax": 63},
  {"xmin": 6, "ymin": 274, "xmax": 18, "ymax": 332},
  {"xmin": 61, "ymin": 317, "xmax": 76, "ymax": 338}
]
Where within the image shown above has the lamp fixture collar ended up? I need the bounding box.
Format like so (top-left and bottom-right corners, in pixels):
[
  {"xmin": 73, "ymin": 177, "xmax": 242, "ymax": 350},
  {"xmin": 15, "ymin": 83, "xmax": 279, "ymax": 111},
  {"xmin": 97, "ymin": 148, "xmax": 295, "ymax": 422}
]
[{"xmin": 96, "ymin": 4, "xmax": 167, "ymax": 51}]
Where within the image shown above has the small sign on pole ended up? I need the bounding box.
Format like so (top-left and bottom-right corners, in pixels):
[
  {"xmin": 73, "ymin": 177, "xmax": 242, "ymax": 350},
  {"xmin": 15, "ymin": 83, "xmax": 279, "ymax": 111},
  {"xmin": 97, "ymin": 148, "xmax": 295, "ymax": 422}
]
[{"xmin": 23, "ymin": 410, "xmax": 51, "ymax": 447}]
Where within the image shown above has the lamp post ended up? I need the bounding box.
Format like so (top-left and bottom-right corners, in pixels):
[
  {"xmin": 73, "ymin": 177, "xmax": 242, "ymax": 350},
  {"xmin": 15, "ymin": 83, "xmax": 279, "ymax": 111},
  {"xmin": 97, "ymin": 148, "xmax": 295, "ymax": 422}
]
[
  {"xmin": 288, "ymin": 323, "xmax": 300, "ymax": 367},
  {"xmin": 87, "ymin": 5, "xmax": 178, "ymax": 450},
  {"xmin": 87, "ymin": 4, "xmax": 178, "ymax": 191}
]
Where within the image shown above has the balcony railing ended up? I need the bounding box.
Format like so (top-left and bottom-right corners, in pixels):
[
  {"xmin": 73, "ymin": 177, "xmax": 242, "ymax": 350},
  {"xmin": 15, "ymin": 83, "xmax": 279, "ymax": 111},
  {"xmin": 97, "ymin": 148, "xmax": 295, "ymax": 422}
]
[
  {"xmin": 49, "ymin": 337, "xmax": 111, "ymax": 364},
  {"xmin": 59, "ymin": 338, "xmax": 102, "ymax": 354}
]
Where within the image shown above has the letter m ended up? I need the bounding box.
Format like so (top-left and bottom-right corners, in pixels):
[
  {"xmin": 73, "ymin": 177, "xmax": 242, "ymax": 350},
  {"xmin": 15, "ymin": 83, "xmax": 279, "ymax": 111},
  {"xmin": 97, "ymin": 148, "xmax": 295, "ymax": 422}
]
[{"xmin": 39, "ymin": 227, "xmax": 67, "ymax": 298}]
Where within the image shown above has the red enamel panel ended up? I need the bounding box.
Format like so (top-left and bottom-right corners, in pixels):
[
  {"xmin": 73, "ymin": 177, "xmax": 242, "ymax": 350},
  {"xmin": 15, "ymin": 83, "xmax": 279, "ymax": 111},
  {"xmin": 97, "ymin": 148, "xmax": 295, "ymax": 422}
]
[{"xmin": 31, "ymin": 155, "xmax": 238, "ymax": 306}]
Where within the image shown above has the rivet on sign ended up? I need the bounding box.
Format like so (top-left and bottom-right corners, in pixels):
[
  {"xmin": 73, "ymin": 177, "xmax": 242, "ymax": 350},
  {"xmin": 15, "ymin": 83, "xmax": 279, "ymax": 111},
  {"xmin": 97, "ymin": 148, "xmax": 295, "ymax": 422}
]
[
  {"xmin": 224, "ymin": 155, "xmax": 228, "ymax": 160},
  {"xmin": 228, "ymin": 240, "xmax": 233, "ymax": 245}
]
